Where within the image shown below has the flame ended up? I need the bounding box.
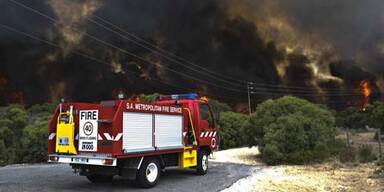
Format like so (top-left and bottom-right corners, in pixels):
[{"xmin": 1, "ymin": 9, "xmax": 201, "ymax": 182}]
[
  {"xmin": 360, "ymin": 80, "xmax": 371, "ymax": 97},
  {"xmin": 360, "ymin": 80, "xmax": 371, "ymax": 111}
]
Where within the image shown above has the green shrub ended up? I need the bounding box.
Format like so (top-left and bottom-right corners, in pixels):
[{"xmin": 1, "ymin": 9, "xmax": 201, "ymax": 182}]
[
  {"xmin": 248, "ymin": 96, "xmax": 336, "ymax": 165},
  {"xmin": 0, "ymin": 105, "xmax": 28, "ymax": 165},
  {"xmin": 139, "ymin": 93, "xmax": 160, "ymax": 102},
  {"xmin": 368, "ymin": 101, "xmax": 384, "ymax": 132},
  {"xmin": 262, "ymin": 144, "xmax": 284, "ymax": 165},
  {"xmin": 218, "ymin": 111, "xmax": 249, "ymax": 149},
  {"xmin": 328, "ymin": 138, "xmax": 347, "ymax": 156},
  {"xmin": 358, "ymin": 144, "xmax": 376, "ymax": 163},
  {"xmin": 336, "ymin": 107, "xmax": 369, "ymax": 130},
  {"xmin": 0, "ymin": 103, "xmax": 54, "ymax": 166}
]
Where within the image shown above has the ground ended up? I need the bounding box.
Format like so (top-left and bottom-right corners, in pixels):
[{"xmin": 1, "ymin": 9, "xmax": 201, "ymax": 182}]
[
  {"xmin": 0, "ymin": 141, "xmax": 383, "ymax": 191},
  {"xmin": 0, "ymin": 160, "xmax": 254, "ymax": 192},
  {"xmin": 216, "ymin": 146, "xmax": 384, "ymax": 192}
]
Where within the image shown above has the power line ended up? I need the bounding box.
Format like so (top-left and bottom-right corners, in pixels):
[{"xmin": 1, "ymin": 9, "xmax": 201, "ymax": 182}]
[
  {"xmin": 0, "ymin": 24, "xmax": 192, "ymax": 95},
  {"xmin": 247, "ymin": 81, "xmax": 362, "ymax": 91},
  {"xmin": 4, "ymin": 0, "xmax": 373, "ymax": 99},
  {"xmin": 5, "ymin": 0, "xmax": 248, "ymax": 93},
  {"xmin": 3, "ymin": 21, "xmax": 358, "ymax": 100},
  {"xmin": 91, "ymin": 14, "xmax": 248, "ymax": 85},
  {"xmin": 90, "ymin": 15, "xmax": 365, "ymax": 93},
  {"xmin": 247, "ymin": 85, "xmax": 367, "ymax": 94},
  {"xmin": 0, "ymin": 23, "xmax": 248, "ymax": 103},
  {"xmin": 87, "ymin": 16, "xmax": 246, "ymax": 88}
]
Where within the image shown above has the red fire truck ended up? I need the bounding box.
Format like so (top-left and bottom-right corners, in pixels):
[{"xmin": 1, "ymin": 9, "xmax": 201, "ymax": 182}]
[{"xmin": 48, "ymin": 93, "xmax": 219, "ymax": 188}]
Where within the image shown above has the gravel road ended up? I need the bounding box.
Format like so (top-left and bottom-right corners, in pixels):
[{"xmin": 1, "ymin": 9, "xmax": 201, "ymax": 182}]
[{"xmin": 0, "ymin": 162, "xmax": 255, "ymax": 192}]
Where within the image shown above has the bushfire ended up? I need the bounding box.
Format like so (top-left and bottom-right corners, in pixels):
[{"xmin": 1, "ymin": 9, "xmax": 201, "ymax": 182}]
[{"xmin": 360, "ymin": 80, "xmax": 372, "ymax": 111}]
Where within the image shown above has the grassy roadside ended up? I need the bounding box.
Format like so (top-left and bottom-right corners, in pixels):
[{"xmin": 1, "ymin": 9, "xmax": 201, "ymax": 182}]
[{"xmin": 216, "ymin": 145, "xmax": 384, "ymax": 192}]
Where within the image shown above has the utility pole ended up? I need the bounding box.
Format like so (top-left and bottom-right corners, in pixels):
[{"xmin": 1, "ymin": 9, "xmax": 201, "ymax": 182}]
[
  {"xmin": 247, "ymin": 82, "xmax": 252, "ymax": 116},
  {"xmin": 379, "ymin": 128, "xmax": 382, "ymax": 161}
]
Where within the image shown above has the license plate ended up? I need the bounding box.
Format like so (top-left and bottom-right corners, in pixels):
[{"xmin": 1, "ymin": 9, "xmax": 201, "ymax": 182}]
[{"xmin": 73, "ymin": 158, "xmax": 88, "ymax": 163}]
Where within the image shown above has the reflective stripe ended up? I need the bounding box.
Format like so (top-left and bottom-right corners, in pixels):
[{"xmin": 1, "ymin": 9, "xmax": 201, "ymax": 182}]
[
  {"xmin": 137, "ymin": 157, "xmax": 144, "ymax": 170},
  {"xmin": 104, "ymin": 133, "xmax": 113, "ymax": 141},
  {"xmin": 114, "ymin": 133, "xmax": 123, "ymax": 141},
  {"xmin": 48, "ymin": 133, "xmax": 56, "ymax": 140},
  {"xmin": 200, "ymin": 132, "xmax": 205, "ymax": 137},
  {"xmin": 204, "ymin": 132, "xmax": 209, "ymax": 137},
  {"xmin": 98, "ymin": 134, "xmax": 103, "ymax": 140},
  {"xmin": 209, "ymin": 131, "xmax": 213, "ymax": 137},
  {"xmin": 213, "ymin": 131, "xmax": 217, "ymax": 137}
]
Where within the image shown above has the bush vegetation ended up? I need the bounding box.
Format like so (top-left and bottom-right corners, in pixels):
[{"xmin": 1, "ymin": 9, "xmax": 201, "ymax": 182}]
[
  {"xmin": 248, "ymin": 96, "xmax": 336, "ymax": 165},
  {"xmin": 1, "ymin": 95, "xmax": 381, "ymax": 167},
  {"xmin": 218, "ymin": 111, "xmax": 249, "ymax": 149},
  {"xmin": 336, "ymin": 107, "xmax": 370, "ymax": 130},
  {"xmin": 0, "ymin": 104, "xmax": 55, "ymax": 166},
  {"xmin": 368, "ymin": 101, "xmax": 384, "ymax": 131}
]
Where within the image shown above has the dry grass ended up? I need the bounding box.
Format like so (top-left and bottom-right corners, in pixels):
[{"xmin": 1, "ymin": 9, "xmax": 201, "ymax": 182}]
[
  {"xmin": 217, "ymin": 143, "xmax": 384, "ymax": 192},
  {"xmin": 250, "ymin": 163, "xmax": 384, "ymax": 192},
  {"xmin": 212, "ymin": 146, "xmax": 263, "ymax": 166}
]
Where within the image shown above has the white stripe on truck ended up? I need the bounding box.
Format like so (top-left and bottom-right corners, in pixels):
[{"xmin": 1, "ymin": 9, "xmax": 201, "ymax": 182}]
[{"xmin": 48, "ymin": 133, "xmax": 56, "ymax": 140}]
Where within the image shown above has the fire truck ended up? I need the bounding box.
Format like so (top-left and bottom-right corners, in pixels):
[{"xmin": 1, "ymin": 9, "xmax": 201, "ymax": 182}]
[{"xmin": 47, "ymin": 93, "xmax": 219, "ymax": 188}]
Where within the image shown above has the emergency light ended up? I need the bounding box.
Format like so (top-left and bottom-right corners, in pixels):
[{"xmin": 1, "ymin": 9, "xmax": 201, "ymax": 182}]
[{"xmin": 159, "ymin": 93, "xmax": 199, "ymax": 100}]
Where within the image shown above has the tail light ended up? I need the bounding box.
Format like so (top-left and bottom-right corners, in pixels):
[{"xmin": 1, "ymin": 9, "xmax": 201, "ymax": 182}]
[
  {"xmin": 49, "ymin": 156, "xmax": 59, "ymax": 161},
  {"xmin": 102, "ymin": 159, "xmax": 114, "ymax": 165}
]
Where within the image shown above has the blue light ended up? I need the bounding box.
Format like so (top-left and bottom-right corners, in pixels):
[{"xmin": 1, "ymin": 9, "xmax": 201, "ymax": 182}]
[{"xmin": 163, "ymin": 93, "xmax": 199, "ymax": 100}]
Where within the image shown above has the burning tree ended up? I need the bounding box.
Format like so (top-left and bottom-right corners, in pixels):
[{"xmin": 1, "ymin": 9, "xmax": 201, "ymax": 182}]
[{"xmin": 360, "ymin": 80, "xmax": 372, "ymax": 111}]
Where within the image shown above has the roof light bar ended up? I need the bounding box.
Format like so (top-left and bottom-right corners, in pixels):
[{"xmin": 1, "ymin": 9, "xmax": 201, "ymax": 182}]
[{"xmin": 159, "ymin": 93, "xmax": 199, "ymax": 100}]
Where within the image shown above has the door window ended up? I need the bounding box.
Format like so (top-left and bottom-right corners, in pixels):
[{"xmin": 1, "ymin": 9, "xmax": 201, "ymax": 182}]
[{"xmin": 199, "ymin": 104, "xmax": 214, "ymax": 128}]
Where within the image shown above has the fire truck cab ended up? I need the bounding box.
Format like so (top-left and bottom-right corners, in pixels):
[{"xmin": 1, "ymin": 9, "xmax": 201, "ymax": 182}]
[{"xmin": 47, "ymin": 93, "xmax": 219, "ymax": 188}]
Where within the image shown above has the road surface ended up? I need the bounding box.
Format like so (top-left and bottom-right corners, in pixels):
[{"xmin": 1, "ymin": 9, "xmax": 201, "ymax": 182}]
[{"xmin": 0, "ymin": 162, "xmax": 256, "ymax": 192}]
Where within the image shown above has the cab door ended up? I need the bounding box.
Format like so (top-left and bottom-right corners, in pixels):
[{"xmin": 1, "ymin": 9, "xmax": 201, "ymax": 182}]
[{"xmin": 198, "ymin": 103, "xmax": 218, "ymax": 150}]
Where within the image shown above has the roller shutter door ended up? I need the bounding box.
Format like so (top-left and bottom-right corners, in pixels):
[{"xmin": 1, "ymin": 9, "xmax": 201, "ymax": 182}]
[
  {"xmin": 155, "ymin": 114, "xmax": 183, "ymax": 150},
  {"xmin": 122, "ymin": 112, "xmax": 153, "ymax": 153}
]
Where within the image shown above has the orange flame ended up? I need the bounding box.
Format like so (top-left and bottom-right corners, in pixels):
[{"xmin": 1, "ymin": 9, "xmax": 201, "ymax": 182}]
[
  {"xmin": 360, "ymin": 80, "xmax": 371, "ymax": 111},
  {"xmin": 360, "ymin": 80, "xmax": 371, "ymax": 97}
]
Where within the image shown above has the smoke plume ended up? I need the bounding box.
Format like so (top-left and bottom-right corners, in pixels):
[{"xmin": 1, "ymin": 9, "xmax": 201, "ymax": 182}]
[{"xmin": 0, "ymin": 0, "xmax": 383, "ymax": 110}]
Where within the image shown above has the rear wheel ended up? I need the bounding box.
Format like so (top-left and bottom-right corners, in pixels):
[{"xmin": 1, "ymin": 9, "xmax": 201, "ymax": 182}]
[
  {"xmin": 86, "ymin": 174, "xmax": 113, "ymax": 183},
  {"xmin": 196, "ymin": 150, "xmax": 209, "ymax": 175},
  {"xmin": 136, "ymin": 158, "xmax": 160, "ymax": 188}
]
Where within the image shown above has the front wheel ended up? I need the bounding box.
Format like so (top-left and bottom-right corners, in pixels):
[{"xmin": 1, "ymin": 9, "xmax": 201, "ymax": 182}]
[
  {"xmin": 196, "ymin": 150, "xmax": 209, "ymax": 175},
  {"xmin": 136, "ymin": 158, "xmax": 160, "ymax": 188}
]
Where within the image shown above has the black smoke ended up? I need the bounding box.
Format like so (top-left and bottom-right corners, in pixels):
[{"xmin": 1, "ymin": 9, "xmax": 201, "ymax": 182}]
[{"xmin": 0, "ymin": 0, "xmax": 382, "ymax": 111}]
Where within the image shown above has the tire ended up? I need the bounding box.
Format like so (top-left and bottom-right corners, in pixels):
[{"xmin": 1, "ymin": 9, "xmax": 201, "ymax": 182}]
[
  {"xmin": 86, "ymin": 174, "xmax": 113, "ymax": 183},
  {"xmin": 136, "ymin": 158, "xmax": 160, "ymax": 188},
  {"xmin": 196, "ymin": 149, "xmax": 209, "ymax": 175}
]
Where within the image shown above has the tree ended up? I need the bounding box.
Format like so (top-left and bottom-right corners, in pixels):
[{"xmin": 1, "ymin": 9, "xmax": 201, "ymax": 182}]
[
  {"xmin": 0, "ymin": 105, "xmax": 28, "ymax": 165},
  {"xmin": 218, "ymin": 112, "xmax": 249, "ymax": 149},
  {"xmin": 139, "ymin": 93, "xmax": 160, "ymax": 102},
  {"xmin": 369, "ymin": 101, "xmax": 384, "ymax": 131},
  {"xmin": 336, "ymin": 107, "xmax": 369, "ymax": 129},
  {"xmin": 208, "ymin": 99, "xmax": 231, "ymax": 114},
  {"xmin": 20, "ymin": 115, "xmax": 50, "ymax": 163},
  {"xmin": 0, "ymin": 103, "xmax": 56, "ymax": 166},
  {"xmin": 248, "ymin": 96, "xmax": 336, "ymax": 165},
  {"xmin": 19, "ymin": 103, "xmax": 55, "ymax": 163}
]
